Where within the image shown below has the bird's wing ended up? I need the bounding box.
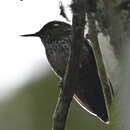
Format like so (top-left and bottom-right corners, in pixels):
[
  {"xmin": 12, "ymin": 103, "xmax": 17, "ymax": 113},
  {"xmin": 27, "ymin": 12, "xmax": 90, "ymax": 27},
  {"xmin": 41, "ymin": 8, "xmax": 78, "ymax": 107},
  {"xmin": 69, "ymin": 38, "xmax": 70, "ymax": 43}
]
[{"xmin": 74, "ymin": 39, "xmax": 112, "ymax": 123}]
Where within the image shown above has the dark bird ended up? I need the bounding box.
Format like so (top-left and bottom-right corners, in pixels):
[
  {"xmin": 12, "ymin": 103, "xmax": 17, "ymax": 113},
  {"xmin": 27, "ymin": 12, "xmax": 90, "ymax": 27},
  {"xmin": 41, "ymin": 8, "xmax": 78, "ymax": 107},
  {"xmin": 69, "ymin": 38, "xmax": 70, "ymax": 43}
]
[{"xmin": 21, "ymin": 21, "xmax": 114, "ymax": 123}]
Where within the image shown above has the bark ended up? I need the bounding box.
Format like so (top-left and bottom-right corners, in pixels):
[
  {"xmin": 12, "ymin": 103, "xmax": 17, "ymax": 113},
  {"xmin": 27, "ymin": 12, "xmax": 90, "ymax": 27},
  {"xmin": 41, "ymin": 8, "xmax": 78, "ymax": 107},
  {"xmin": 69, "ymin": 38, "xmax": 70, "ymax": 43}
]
[{"xmin": 52, "ymin": 0, "xmax": 86, "ymax": 130}]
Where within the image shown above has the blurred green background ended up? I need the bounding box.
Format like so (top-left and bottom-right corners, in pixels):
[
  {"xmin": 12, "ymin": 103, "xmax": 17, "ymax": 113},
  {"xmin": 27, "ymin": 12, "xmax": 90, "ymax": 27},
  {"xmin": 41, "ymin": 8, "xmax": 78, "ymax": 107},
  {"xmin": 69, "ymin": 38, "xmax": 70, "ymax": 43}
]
[{"xmin": 0, "ymin": 69, "xmax": 112, "ymax": 130}]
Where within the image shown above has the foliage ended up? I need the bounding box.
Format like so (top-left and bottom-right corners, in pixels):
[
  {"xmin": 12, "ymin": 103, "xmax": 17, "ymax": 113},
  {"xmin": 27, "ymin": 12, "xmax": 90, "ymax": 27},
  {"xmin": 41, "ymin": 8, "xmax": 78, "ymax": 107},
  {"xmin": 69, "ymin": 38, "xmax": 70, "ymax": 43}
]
[
  {"xmin": 94, "ymin": 0, "xmax": 130, "ymax": 35},
  {"xmin": 0, "ymin": 71, "xmax": 113, "ymax": 130}
]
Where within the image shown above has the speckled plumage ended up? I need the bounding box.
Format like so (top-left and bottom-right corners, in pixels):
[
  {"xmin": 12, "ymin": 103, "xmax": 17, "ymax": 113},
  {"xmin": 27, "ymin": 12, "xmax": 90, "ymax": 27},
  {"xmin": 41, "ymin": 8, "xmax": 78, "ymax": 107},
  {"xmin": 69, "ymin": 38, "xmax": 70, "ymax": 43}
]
[{"xmin": 22, "ymin": 21, "xmax": 113, "ymax": 123}]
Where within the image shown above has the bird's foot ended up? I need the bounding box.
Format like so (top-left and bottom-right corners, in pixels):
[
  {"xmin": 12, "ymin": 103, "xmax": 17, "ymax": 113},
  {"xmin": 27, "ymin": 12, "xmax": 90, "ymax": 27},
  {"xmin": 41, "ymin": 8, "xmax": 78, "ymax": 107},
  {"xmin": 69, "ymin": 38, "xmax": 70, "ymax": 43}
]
[{"xmin": 58, "ymin": 80, "xmax": 63, "ymax": 89}]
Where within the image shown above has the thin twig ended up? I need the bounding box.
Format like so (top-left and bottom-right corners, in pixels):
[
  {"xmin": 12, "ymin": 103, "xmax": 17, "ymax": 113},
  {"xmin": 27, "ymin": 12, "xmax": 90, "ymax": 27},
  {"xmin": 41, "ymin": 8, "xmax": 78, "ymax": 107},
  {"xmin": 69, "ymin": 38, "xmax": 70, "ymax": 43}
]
[{"xmin": 59, "ymin": 1, "xmax": 70, "ymax": 22}]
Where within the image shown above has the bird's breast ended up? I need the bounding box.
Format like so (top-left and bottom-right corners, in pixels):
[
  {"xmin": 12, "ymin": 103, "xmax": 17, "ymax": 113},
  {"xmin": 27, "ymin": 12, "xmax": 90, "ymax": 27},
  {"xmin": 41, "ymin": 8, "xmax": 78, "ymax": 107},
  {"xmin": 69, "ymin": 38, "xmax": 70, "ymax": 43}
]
[
  {"xmin": 45, "ymin": 40, "xmax": 70, "ymax": 77},
  {"xmin": 45, "ymin": 39, "xmax": 91, "ymax": 78}
]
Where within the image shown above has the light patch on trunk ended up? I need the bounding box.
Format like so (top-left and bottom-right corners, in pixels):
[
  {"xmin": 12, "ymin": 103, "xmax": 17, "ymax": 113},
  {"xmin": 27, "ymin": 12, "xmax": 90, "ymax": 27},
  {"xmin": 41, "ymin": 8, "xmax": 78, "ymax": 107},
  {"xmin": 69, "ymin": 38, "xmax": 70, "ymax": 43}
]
[{"xmin": 98, "ymin": 34, "xmax": 120, "ymax": 91}]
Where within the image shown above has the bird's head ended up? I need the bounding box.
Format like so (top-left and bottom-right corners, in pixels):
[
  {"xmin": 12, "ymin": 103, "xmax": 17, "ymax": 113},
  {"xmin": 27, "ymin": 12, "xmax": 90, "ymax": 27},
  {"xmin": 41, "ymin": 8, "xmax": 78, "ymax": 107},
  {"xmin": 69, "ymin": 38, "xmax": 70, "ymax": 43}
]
[{"xmin": 21, "ymin": 21, "xmax": 71, "ymax": 38}]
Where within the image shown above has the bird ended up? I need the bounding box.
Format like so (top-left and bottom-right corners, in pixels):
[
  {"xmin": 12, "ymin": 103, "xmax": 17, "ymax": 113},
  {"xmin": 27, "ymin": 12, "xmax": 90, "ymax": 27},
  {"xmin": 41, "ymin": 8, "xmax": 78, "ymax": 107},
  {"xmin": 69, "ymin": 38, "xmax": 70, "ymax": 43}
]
[{"xmin": 21, "ymin": 20, "xmax": 114, "ymax": 123}]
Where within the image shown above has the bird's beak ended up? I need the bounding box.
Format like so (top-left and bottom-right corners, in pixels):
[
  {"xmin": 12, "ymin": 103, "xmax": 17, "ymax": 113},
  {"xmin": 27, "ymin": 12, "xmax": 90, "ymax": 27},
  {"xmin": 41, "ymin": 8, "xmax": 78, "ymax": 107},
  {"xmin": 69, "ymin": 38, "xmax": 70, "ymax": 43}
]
[{"xmin": 20, "ymin": 32, "xmax": 39, "ymax": 37}]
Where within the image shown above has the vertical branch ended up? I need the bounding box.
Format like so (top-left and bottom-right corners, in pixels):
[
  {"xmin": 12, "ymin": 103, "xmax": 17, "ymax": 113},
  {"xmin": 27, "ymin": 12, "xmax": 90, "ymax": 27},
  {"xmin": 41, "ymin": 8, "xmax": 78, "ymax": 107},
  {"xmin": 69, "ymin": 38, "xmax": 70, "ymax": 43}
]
[
  {"xmin": 52, "ymin": 0, "xmax": 86, "ymax": 130},
  {"xmin": 86, "ymin": 1, "xmax": 114, "ymax": 120}
]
